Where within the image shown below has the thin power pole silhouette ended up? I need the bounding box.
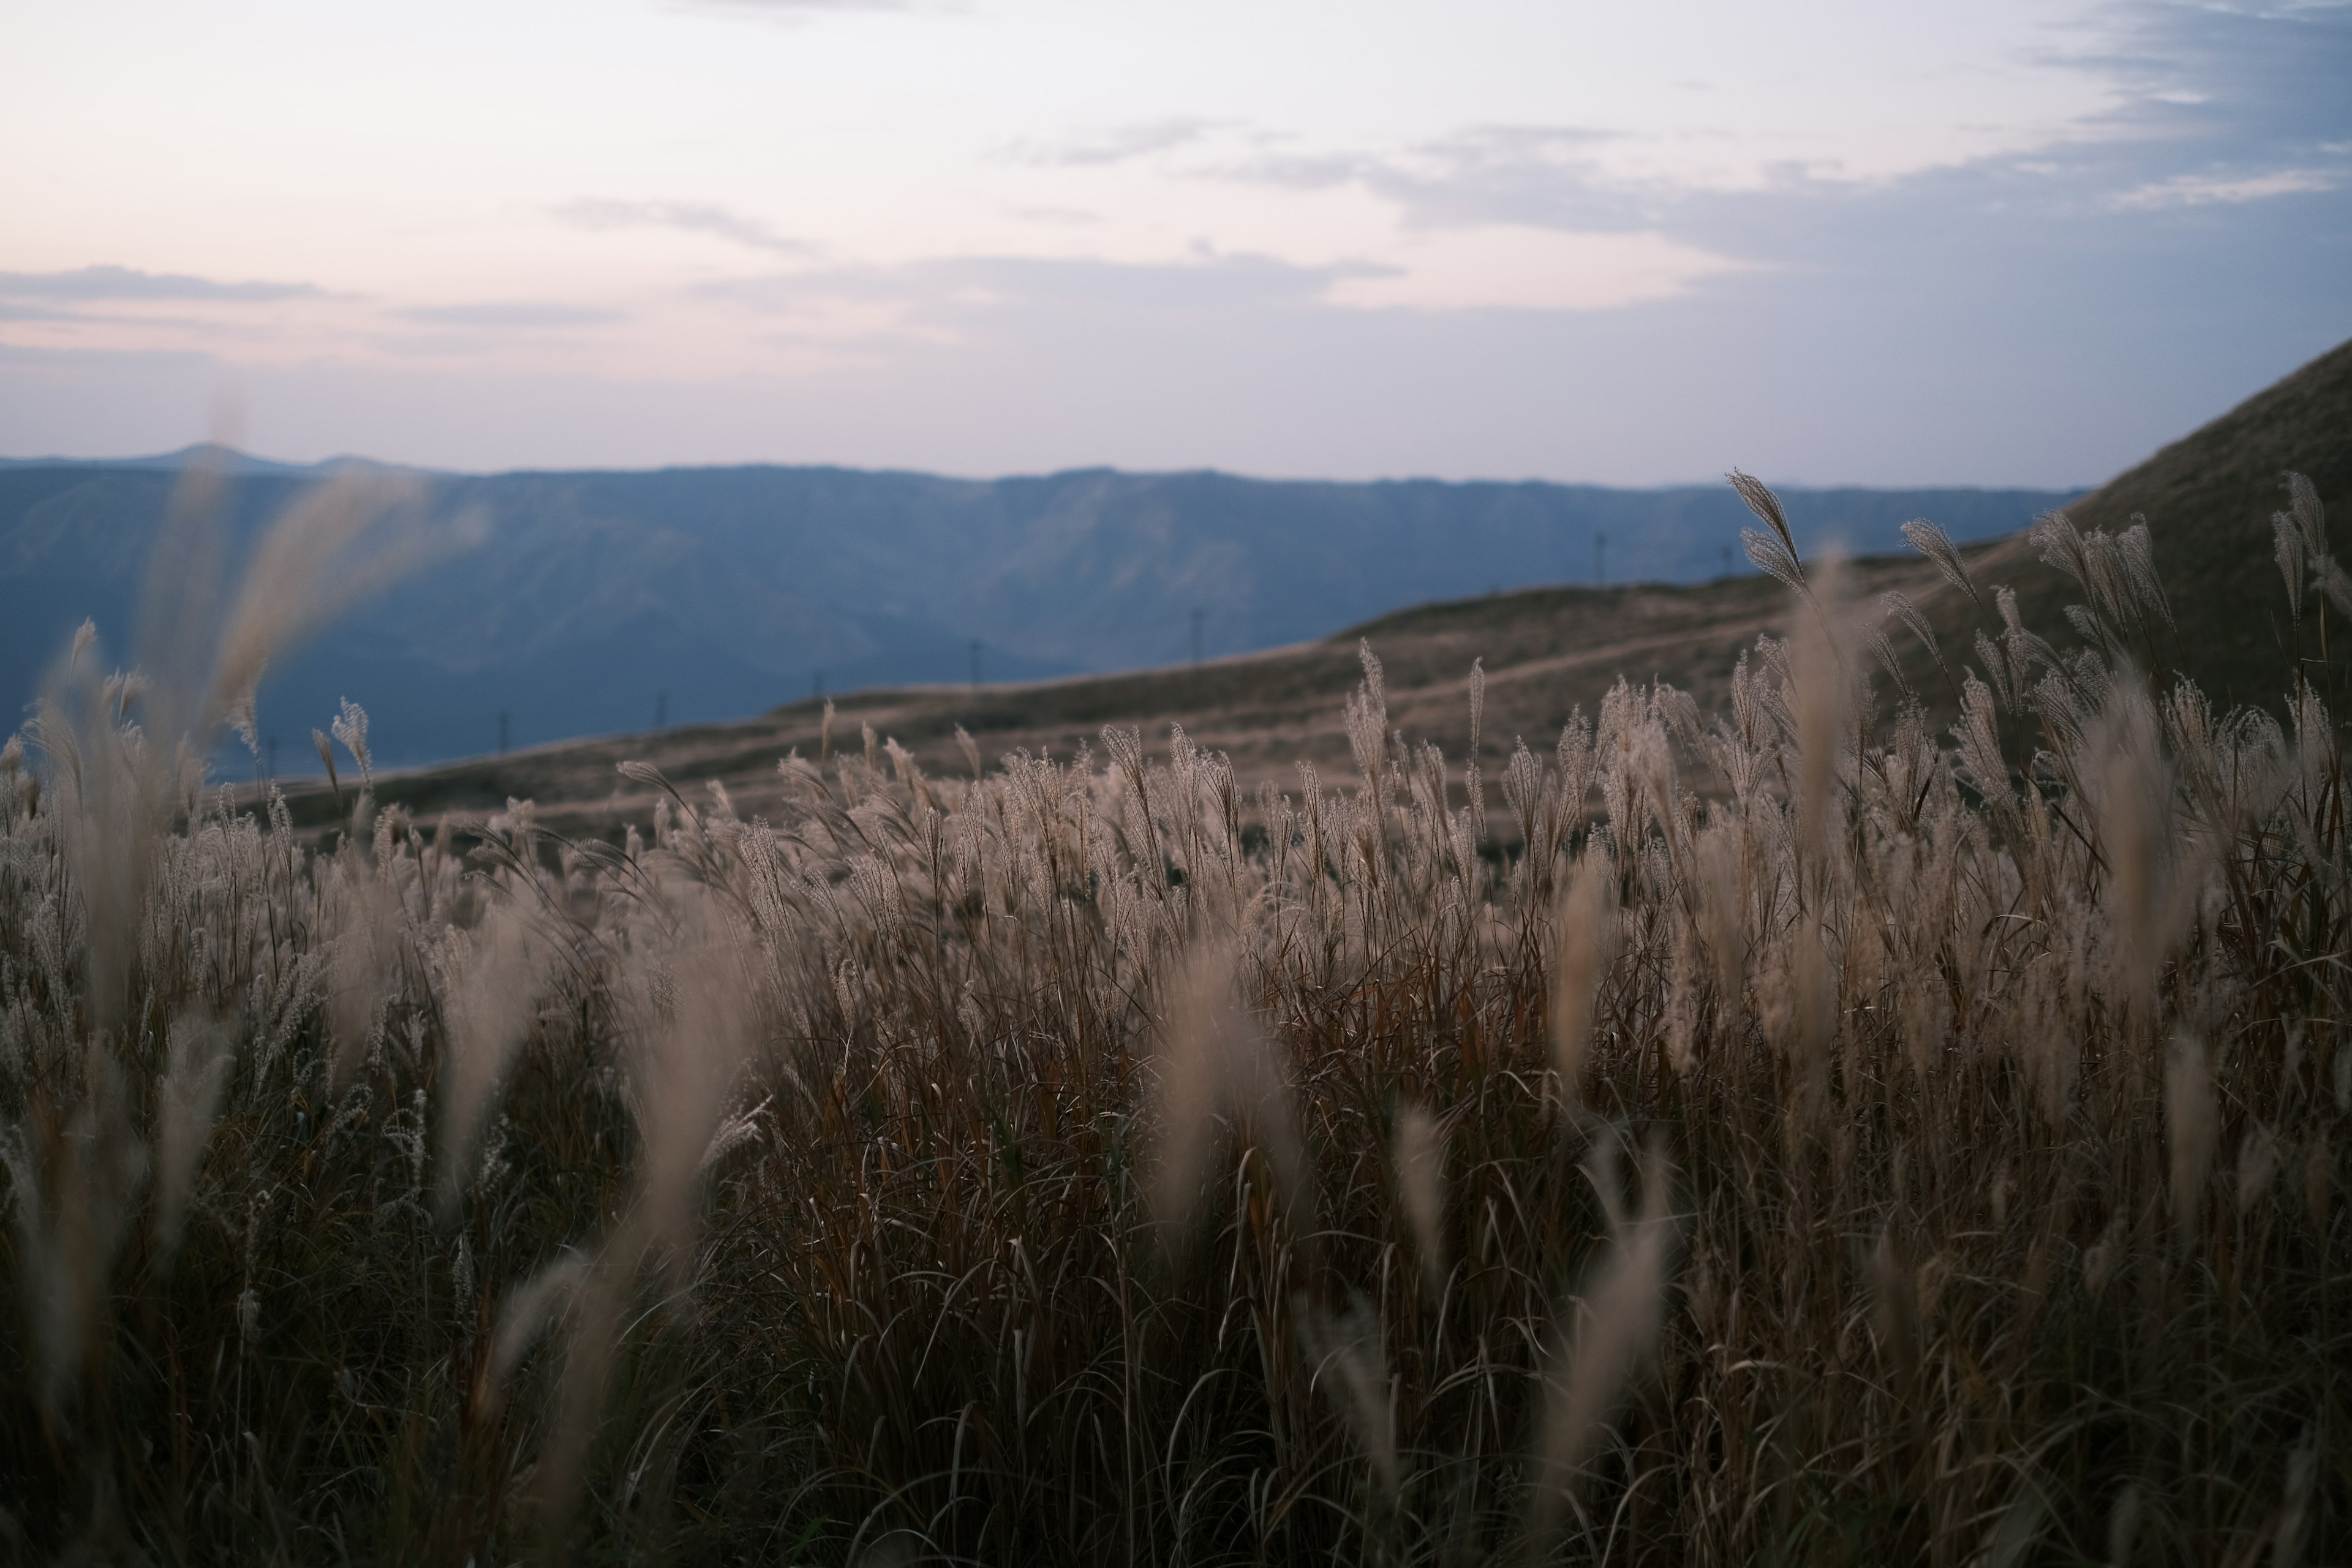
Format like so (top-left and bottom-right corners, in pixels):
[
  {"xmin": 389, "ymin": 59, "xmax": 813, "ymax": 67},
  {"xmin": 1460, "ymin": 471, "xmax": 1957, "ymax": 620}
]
[
  {"xmin": 970, "ymin": 639, "xmax": 982, "ymax": 693},
  {"xmin": 1190, "ymin": 608, "xmax": 1203, "ymax": 668},
  {"xmin": 654, "ymin": 690, "xmax": 667, "ymax": 730},
  {"xmin": 1595, "ymin": 532, "xmax": 1607, "ymax": 588},
  {"xmin": 813, "ymin": 667, "xmax": 824, "ymax": 701},
  {"xmin": 497, "ymin": 711, "xmax": 510, "ymax": 755}
]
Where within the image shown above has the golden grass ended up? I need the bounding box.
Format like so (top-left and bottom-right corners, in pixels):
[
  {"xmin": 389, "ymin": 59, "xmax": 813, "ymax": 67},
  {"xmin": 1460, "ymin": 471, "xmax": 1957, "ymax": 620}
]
[{"xmin": 0, "ymin": 460, "xmax": 2346, "ymax": 1565}]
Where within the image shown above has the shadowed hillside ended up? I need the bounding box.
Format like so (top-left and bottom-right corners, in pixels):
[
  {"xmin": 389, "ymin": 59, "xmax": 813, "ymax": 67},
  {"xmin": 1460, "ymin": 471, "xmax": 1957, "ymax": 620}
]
[{"xmin": 1964, "ymin": 334, "xmax": 2352, "ymax": 709}]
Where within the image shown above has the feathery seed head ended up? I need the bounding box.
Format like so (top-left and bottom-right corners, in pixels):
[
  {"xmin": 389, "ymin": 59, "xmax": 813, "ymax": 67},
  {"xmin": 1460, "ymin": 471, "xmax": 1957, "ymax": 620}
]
[{"xmin": 1901, "ymin": 516, "xmax": 1980, "ymax": 605}]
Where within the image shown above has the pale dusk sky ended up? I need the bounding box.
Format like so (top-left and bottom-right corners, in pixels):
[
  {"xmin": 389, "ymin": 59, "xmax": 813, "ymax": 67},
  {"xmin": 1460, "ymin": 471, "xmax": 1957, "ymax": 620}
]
[{"xmin": 2, "ymin": 0, "xmax": 2346, "ymax": 483}]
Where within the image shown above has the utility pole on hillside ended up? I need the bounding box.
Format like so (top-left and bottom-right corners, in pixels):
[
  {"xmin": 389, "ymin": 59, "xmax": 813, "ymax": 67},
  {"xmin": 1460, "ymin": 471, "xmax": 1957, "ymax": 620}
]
[
  {"xmin": 813, "ymin": 668, "xmax": 824, "ymax": 702},
  {"xmin": 1595, "ymin": 532, "xmax": 1607, "ymax": 589},
  {"xmin": 1191, "ymin": 608, "xmax": 1204, "ymax": 668},
  {"xmin": 654, "ymin": 690, "xmax": 667, "ymax": 730},
  {"xmin": 498, "ymin": 711, "xmax": 510, "ymax": 755},
  {"xmin": 970, "ymin": 639, "xmax": 982, "ymax": 692}
]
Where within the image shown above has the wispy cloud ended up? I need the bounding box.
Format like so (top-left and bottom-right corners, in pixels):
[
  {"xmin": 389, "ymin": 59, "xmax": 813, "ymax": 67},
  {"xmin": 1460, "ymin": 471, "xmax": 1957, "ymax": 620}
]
[
  {"xmin": 1186, "ymin": 4, "xmax": 2352, "ymax": 262},
  {"xmin": 702, "ymin": 251, "xmax": 1366, "ymax": 318},
  {"xmin": 1212, "ymin": 125, "xmax": 1658, "ymax": 235},
  {"xmin": 2109, "ymin": 164, "xmax": 2342, "ymax": 209},
  {"xmin": 1326, "ymin": 227, "xmax": 1742, "ymax": 313},
  {"xmin": 0, "ymin": 265, "xmax": 320, "ymax": 302},
  {"xmin": 1004, "ymin": 118, "xmax": 1219, "ymax": 168},
  {"xmin": 393, "ymin": 302, "xmax": 627, "ymax": 328},
  {"xmin": 554, "ymin": 198, "xmax": 815, "ymax": 255}
]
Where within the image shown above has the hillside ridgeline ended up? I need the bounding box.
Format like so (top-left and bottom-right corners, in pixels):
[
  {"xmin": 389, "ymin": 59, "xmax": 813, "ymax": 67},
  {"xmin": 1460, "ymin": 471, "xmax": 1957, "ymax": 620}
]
[{"xmin": 295, "ymin": 337, "xmax": 2352, "ymax": 838}]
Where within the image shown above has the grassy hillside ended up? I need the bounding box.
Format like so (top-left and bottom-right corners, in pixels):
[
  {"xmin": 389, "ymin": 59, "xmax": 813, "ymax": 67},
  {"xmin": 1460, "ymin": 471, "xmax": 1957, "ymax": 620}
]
[
  {"xmin": 1966, "ymin": 334, "xmax": 2352, "ymax": 708},
  {"xmin": 274, "ymin": 562, "xmax": 1942, "ymax": 837},
  {"xmin": 301, "ymin": 336, "xmax": 2351, "ymax": 840},
  {"xmin": 6, "ymin": 363, "xmax": 2346, "ymax": 1561}
]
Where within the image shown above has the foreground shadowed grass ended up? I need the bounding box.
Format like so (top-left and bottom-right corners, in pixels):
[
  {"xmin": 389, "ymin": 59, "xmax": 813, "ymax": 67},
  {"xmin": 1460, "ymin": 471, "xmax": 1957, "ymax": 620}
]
[{"xmin": 1, "ymin": 466, "xmax": 2348, "ymax": 1564}]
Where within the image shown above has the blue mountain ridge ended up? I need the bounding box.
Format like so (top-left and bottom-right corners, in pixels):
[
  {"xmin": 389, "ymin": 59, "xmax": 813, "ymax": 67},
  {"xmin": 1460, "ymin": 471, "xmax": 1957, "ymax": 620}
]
[{"xmin": 0, "ymin": 453, "xmax": 2078, "ymax": 769}]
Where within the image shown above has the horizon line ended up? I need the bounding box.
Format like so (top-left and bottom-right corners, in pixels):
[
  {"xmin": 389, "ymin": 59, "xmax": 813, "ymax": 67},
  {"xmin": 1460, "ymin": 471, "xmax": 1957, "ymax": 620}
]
[{"xmin": 0, "ymin": 443, "xmax": 2094, "ymax": 496}]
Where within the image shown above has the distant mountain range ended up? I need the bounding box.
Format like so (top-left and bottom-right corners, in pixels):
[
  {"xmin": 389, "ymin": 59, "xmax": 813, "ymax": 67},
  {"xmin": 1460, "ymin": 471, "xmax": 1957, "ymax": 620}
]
[{"xmin": 0, "ymin": 452, "xmax": 2077, "ymax": 767}]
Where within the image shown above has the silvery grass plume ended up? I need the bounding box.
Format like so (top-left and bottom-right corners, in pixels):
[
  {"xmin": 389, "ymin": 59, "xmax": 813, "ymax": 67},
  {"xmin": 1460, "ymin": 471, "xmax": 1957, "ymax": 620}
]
[
  {"xmin": 32, "ymin": 461, "xmax": 443, "ymax": 1033},
  {"xmin": 532, "ymin": 892, "xmax": 761, "ymax": 1554},
  {"xmin": 1147, "ymin": 937, "xmax": 1306, "ymax": 1240},
  {"xmin": 2086, "ymin": 674, "xmax": 2210, "ymax": 1033},
  {"xmin": 1296, "ymin": 1287, "xmax": 1400, "ymax": 1507},
  {"xmin": 1692, "ymin": 814, "xmax": 1750, "ymax": 1038},
  {"xmin": 1786, "ymin": 549, "xmax": 1854, "ymax": 869},
  {"xmin": 1899, "ymin": 515, "xmax": 1980, "ymax": 608},
  {"xmin": 2030, "ymin": 508, "xmax": 2174, "ymax": 676},
  {"xmin": 432, "ymin": 891, "xmax": 552, "ymax": 1218},
  {"xmin": 2167, "ymin": 1029, "xmax": 2218, "ymax": 1243},
  {"xmin": 6, "ymin": 457, "xmax": 451, "ymax": 1424},
  {"xmin": 2275, "ymin": 471, "xmax": 2350, "ymax": 622},
  {"xmin": 1781, "ymin": 551, "xmax": 1856, "ymax": 1132},
  {"xmin": 476, "ymin": 1248, "xmax": 591, "ymax": 1423},
  {"xmin": 2276, "ymin": 514, "xmax": 2309, "ymax": 622},
  {"xmin": 1549, "ymin": 848, "xmax": 1616, "ymax": 1104},
  {"xmin": 1870, "ymin": 1224, "xmax": 1921, "ymax": 1416},
  {"xmin": 1528, "ymin": 1137, "xmax": 1678, "ymax": 1547},
  {"xmin": 1392, "ymin": 1103, "xmax": 1447, "ymax": 1297},
  {"xmin": 2, "ymin": 1049, "xmax": 148, "ymax": 1419},
  {"xmin": 1466, "ymin": 655, "xmax": 1487, "ymax": 838},
  {"xmin": 2236, "ymin": 1120, "xmax": 2283, "ymax": 1216},
  {"xmin": 627, "ymin": 908, "xmax": 763, "ymax": 1265},
  {"xmin": 329, "ymin": 695, "xmax": 374, "ymax": 829},
  {"xmin": 322, "ymin": 715, "xmax": 407, "ymax": 1088},
  {"xmin": 152, "ymin": 1013, "xmax": 236, "ymax": 1260},
  {"xmin": 1732, "ymin": 467, "xmax": 1806, "ymax": 598}
]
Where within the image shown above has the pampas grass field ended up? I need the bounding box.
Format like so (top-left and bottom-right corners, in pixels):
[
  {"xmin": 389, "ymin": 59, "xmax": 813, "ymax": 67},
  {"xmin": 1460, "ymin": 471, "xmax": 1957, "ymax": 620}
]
[{"xmin": 1, "ymin": 459, "xmax": 2346, "ymax": 1565}]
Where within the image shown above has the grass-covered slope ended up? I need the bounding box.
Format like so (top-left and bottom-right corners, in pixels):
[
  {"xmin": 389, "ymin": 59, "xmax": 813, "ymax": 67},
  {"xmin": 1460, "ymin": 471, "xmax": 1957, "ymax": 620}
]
[
  {"xmin": 1950, "ymin": 336, "xmax": 2351, "ymax": 709},
  {"xmin": 2, "ymin": 396, "xmax": 2346, "ymax": 1562},
  {"xmin": 311, "ymin": 337, "xmax": 2351, "ymax": 839}
]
